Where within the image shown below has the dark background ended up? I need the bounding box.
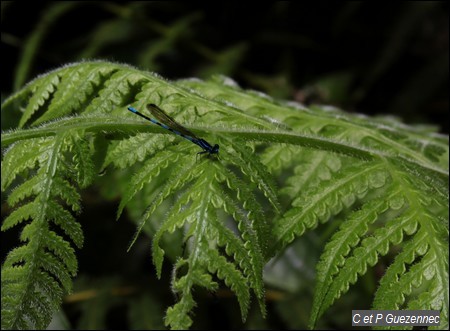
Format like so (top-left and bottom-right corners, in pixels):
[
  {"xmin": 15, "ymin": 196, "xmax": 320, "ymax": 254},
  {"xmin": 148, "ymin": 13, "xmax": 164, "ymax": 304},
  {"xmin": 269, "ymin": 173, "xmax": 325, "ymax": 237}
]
[
  {"xmin": 2, "ymin": 1, "xmax": 449, "ymax": 132},
  {"xmin": 1, "ymin": 1, "xmax": 449, "ymax": 330}
]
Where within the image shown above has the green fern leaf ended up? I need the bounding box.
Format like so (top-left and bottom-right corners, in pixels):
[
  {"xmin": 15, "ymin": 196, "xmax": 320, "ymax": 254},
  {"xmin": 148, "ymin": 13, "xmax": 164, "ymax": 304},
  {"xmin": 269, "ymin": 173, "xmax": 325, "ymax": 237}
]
[
  {"xmin": 104, "ymin": 133, "xmax": 175, "ymax": 169},
  {"xmin": 165, "ymin": 274, "xmax": 197, "ymax": 330},
  {"xmin": 19, "ymin": 72, "xmax": 60, "ymax": 127},
  {"xmin": 1, "ymin": 201, "xmax": 37, "ymax": 231},
  {"xmin": 152, "ymin": 187, "xmax": 194, "ymax": 278},
  {"xmin": 2, "ymin": 61, "xmax": 448, "ymax": 329},
  {"xmin": 205, "ymin": 248, "xmax": 250, "ymax": 321},
  {"xmin": 117, "ymin": 150, "xmax": 185, "ymax": 219},
  {"xmin": 273, "ymin": 161, "xmax": 390, "ymax": 251},
  {"xmin": 1, "ymin": 138, "xmax": 54, "ymax": 190},
  {"xmin": 310, "ymin": 197, "xmax": 391, "ymax": 326},
  {"xmin": 228, "ymin": 140, "xmax": 281, "ymax": 213},
  {"xmin": 142, "ymin": 161, "xmax": 267, "ymax": 327},
  {"xmin": 69, "ymin": 134, "xmax": 96, "ymax": 188},
  {"xmin": 279, "ymin": 149, "xmax": 343, "ymax": 199},
  {"xmin": 218, "ymin": 167, "xmax": 266, "ymax": 304},
  {"xmin": 1, "ymin": 132, "xmax": 85, "ymax": 329}
]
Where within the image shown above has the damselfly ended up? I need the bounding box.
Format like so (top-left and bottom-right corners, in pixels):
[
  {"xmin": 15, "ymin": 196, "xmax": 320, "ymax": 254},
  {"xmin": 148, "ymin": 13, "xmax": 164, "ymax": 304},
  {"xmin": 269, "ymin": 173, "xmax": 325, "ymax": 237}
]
[{"xmin": 127, "ymin": 104, "xmax": 219, "ymax": 155}]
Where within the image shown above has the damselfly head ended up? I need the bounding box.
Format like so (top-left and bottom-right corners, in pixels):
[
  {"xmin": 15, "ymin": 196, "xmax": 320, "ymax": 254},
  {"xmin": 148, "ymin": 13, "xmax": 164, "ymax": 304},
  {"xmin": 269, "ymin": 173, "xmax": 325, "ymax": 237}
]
[{"xmin": 211, "ymin": 144, "xmax": 219, "ymax": 154}]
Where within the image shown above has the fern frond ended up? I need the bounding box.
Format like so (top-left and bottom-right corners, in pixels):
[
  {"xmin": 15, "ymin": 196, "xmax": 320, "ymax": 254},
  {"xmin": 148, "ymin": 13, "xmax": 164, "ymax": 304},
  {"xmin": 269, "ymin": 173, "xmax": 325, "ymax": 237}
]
[
  {"xmin": 273, "ymin": 161, "xmax": 390, "ymax": 250},
  {"xmin": 32, "ymin": 64, "xmax": 119, "ymax": 126},
  {"xmin": 371, "ymin": 218, "xmax": 448, "ymax": 330},
  {"xmin": 118, "ymin": 149, "xmax": 269, "ymax": 328},
  {"xmin": 217, "ymin": 168, "xmax": 266, "ymax": 314},
  {"xmin": 69, "ymin": 133, "xmax": 96, "ymax": 188},
  {"xmin": 1, "ymin": 132, "xmax": 86, "ymax": 329},
  {"xmin": 104, "ymin": 133, "xmax": 175, "ymax": 169},
  {"xmin": 308, "ymin": 158, "xmax": 448, "ymax": 328},
  {"xmin": 117, "ymin": 149, "xmax": 185, "ymax": 218},
  {"xmin": 2, "ymin": 61, "xmax": 448, "ymax": 329},
  {"xmin": 19, "ymin": 73, "xmax": 60, "ymax": 127},
  {"xmin": 372, "ymin": 233, "xmax": 430, "ymax": 310},
  {"xmin": 309, "ymin": 190, "xmax": 404, "ymax": 326},
  {"xmin": 279, "ymin": 149, "xmax": 343, "ymax": 199},
  {"xmin": 151, "ymin": 199, "xmax": 188, "ymax": 278},
  {"xmin": 227, "ymin": 140, "xmax": 281, "ymax": 213},
  {"xmin": 2, "ymin": 138, "xmax": 54, "ymax": 190},
  {"xmin": 1, "ymin": 201, "xmax": 36, "ymax": 231},
  {"xmin": 205, "ymin": 248, "xmax": 251, "ymax": 321}
]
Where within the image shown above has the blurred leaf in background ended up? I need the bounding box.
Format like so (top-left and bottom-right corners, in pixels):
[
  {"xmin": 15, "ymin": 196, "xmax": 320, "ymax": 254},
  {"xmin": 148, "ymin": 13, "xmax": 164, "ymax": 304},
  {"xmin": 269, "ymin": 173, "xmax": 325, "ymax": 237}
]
[{"xmin": 2, "ymin": 2, "xmax": 448, "ymax": 131}]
